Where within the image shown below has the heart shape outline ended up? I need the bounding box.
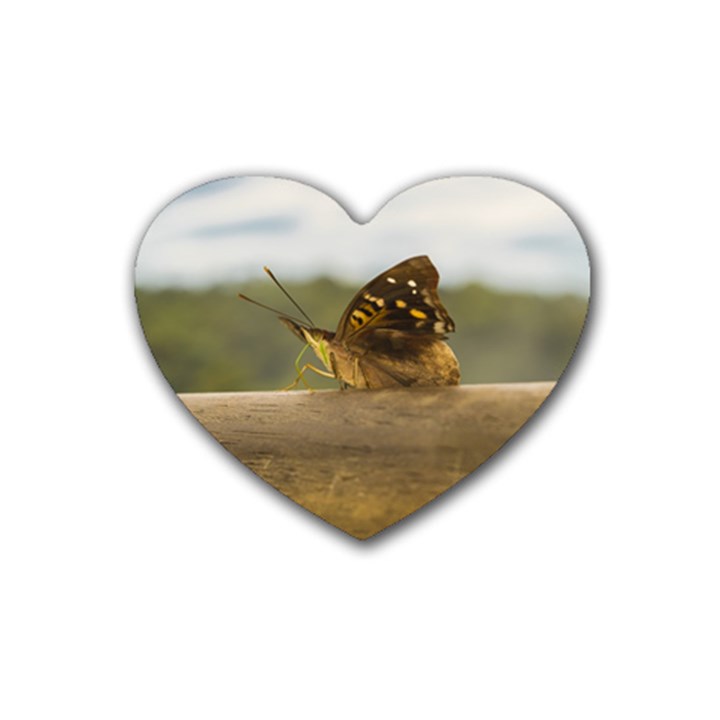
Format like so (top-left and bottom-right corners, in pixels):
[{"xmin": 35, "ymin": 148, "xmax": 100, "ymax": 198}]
[{"xmin": 136, "ymin": 175, "xmax": 590, "ymax": 539}]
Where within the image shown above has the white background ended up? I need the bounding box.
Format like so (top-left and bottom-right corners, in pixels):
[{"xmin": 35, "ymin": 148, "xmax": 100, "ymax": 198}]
[{"xmin": 2, "ymin": 2, "xmax": 718, "ymax": 718}]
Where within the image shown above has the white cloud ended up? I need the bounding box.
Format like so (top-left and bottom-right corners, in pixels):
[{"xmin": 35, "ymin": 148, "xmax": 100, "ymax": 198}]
[{"xmin": 136, "ymin": 176, "xmax": 590, "ymax": 295}]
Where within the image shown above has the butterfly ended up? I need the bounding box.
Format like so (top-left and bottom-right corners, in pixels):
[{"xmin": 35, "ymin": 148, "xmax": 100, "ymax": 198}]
[{"xmin": 238, "ymin": 255, "xmax": 460, "ymax": 389}]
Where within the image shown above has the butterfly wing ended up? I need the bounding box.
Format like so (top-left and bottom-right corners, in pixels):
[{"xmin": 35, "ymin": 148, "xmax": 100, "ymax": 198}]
[
  {"xmin": 327, "ymin": 328, "xmax": 460, "ymax": 388},
  {"xmin": 334, "ymin": 255, "xmax": 455, "ymax": 343},
  {"xmin": 356, "ymin": 333, "xmax": 460, "ymax": 388}
]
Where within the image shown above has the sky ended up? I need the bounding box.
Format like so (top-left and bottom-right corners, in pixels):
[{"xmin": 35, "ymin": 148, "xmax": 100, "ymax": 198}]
[{"xmin": 135, "ymin": 176, "xmax": 590, "ymax": 295}]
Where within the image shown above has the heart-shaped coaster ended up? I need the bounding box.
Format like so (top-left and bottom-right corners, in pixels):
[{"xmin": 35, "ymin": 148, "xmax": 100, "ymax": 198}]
[{"xmin": 135, "ymin": 176, "xmax": 590, "ymax": 538}]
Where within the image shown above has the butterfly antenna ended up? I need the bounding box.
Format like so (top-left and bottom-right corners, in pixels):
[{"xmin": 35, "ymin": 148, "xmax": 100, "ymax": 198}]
[
  {"xmin": 237, "ymin": 293, "xmax": 309, "ymax": 327},
  {"xmin": 263, "ymin": 266, "xmax": 315, "ymax": 326}
]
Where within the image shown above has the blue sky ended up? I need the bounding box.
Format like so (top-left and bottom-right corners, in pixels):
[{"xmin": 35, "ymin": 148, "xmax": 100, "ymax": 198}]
[{"xmin": 135, "ymin": 176, "xmax": 590, "ymax": 295}]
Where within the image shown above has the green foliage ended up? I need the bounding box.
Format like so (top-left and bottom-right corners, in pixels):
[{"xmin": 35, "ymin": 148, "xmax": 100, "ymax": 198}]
[{"xmin": 135, "ymin": 279, "xmax": 588, "ymax": 393}]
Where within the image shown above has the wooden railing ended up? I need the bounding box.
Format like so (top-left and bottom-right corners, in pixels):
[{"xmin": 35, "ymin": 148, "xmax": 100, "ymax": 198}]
[{"xmin": 179, "ymin": 382, "xmax": 555, "ymax": 539}]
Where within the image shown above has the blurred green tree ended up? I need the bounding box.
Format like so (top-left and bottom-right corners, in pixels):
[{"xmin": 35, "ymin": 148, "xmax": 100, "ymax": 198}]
[{"xmin": 135, "ymin": 279, "xmax": 588, "ymax": 393}]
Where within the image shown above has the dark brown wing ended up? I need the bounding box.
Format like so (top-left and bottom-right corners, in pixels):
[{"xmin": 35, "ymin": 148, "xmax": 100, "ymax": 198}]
[
  {"xmin": 335, "ymin": 255, "xmax": 455, "ymax": 343},
  {"xmin": 328, "ymin": 331, "xmax": 460, "ymax": 388},
  {"xmin": 356, "ymin": 334, "xmax": 460, "ymax": 388}
]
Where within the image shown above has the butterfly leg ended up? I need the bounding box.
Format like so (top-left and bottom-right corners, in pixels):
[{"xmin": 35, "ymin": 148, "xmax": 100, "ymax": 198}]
[
  {"xmin": 352, "ymin": 356, "xmax": 363, "ymax": 389},
  {"xmin": 281, "ymin": 343, "xmax": 335, "ymax": 391},
  {"xmin": 329, "ymin": 352, "xmax": 350, "ymax": 390},
  {"xmin": 281, "ymin": 363, "xmax": 335, "ymax": 391}
]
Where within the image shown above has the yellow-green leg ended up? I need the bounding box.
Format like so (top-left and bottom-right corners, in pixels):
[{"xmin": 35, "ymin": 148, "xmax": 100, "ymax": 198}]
[{"xmin": 281, "ymin": 344, "xmax": 336, "ymax": 391}]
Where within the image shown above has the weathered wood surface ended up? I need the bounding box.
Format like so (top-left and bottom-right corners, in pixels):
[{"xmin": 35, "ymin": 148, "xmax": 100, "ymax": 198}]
[{"xmin": 179, "ymin": 382, "xmax": 555, "ymax": 539}]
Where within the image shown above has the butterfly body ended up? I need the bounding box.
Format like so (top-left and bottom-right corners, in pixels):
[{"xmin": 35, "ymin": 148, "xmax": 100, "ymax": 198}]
[{"xmin": 276, "ymin": 256, "xmax": 460, "ymax": 389}]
